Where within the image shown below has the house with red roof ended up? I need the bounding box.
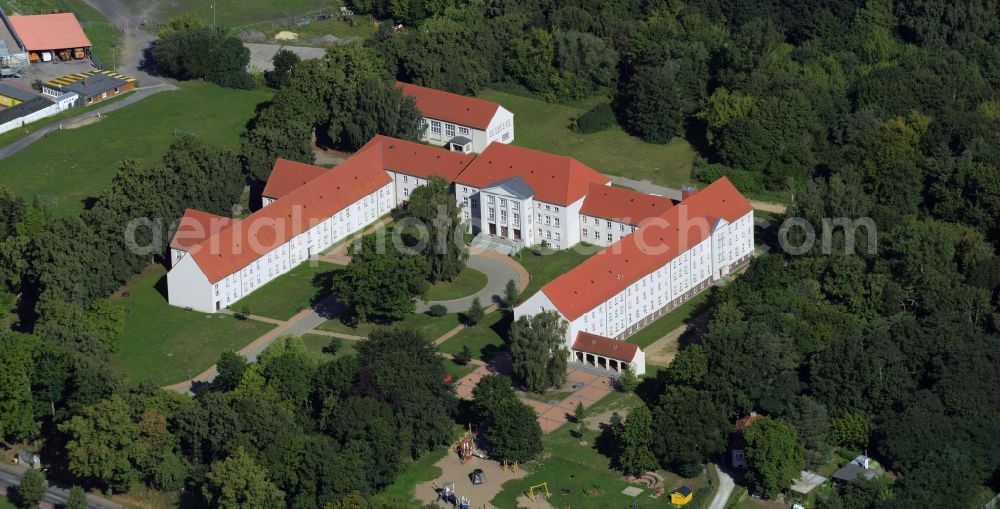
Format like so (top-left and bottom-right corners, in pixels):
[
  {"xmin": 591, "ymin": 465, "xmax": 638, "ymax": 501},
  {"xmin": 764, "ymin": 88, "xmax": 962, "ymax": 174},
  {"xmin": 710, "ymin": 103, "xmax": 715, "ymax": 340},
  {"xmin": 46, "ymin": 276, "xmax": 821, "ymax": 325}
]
[
  {"xmin": 514, "ymin": 177, "xmax": 755, "ymax": 376},
  {"xmin": 455, "ymin": 143, "xmax": 610, "ymax": 251},
  {"xmin": 361, "ymin": 135, "xmax": 475, "ymax": 204},
  {"xmin": 397, "ymin": 82, "xmax": 514, "ymax": 154}
]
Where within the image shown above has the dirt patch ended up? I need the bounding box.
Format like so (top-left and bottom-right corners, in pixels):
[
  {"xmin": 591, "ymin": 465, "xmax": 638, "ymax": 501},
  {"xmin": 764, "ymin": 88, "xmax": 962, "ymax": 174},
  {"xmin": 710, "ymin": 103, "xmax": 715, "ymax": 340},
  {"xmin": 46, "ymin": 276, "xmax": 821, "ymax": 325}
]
[
  {"xmin": 583, "ymin": 407, "xmax": 632, "ymax": 432},
  {"xmin": 275, "ymin": 31, "xmax": 300, "ymax": 41},
  {"xmin": 643, "ymin": 324, "xmax": 687, "ymax": 366},
  {"xmin": 414, "ymin": 446, "xmax": 528, "ymax": 508},
  {"xmin": 516, "ymin": 494, "xmax": 555, "ymax": 508},
  {"xmin": 65, "ymin": 116, "xmax": 104, "ymax": 129}
]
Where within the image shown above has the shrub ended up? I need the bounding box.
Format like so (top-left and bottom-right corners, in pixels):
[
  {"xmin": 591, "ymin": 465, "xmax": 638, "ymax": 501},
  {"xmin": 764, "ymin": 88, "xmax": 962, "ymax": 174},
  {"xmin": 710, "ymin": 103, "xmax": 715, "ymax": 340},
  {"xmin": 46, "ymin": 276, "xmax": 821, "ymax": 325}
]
[
  {"xmin": 428, "ymin": 304, "xmax": 448, "ymax": 317},
  {"xmin": 574, "ymin": 102, "xmax": 616, "ymax": 133}
]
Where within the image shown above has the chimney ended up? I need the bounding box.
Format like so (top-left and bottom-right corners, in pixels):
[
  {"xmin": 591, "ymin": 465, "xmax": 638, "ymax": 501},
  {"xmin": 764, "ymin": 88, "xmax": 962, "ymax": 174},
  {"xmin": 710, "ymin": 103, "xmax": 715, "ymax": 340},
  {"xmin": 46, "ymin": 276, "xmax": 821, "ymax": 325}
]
[{"xmin": 681, "ymin": 185, "xmax": 697, "ymax": 200}]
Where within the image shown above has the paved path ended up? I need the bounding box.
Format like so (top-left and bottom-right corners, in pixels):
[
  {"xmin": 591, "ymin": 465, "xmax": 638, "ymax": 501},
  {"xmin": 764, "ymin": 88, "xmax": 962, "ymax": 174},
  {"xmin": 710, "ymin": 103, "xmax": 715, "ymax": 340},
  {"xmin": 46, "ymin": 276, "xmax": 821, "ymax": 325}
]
[
  {"xmin": 610, "ymin": 176, "xmax": 788, "ymax": 214},
  {"xmin": 416, "ymin": 248, "xmax": 527, "ymax": 313},
  {"xmin": 162, "ymin": 294, "xmax": 342, "ymax": 394},
  {"xmin": 0, "ymin": 464, "xmax": 121, "ymax": 509},
  {"xmin": 707, "ymin": 464, "xmax": 735, "ymax": 509}
]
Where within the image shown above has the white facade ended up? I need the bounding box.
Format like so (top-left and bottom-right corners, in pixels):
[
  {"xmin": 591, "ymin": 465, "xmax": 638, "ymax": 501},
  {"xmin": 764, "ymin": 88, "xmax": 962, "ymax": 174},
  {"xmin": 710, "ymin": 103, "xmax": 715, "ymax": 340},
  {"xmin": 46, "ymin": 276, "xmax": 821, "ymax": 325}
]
[
  {"xmin": 477, "ymin": 183, "xmax": 534, "ymax": 246},
  {"xmin": 514, "ymin": 208, "xmax": 754, "ymax": 377},
  {"xmin": 169, "ymin": 183, "xmax": 394, "ymax": 313},
  {"xmin": 0, "ymin": 92, "xmax": 78, "ymax": 135},
  {"xmin": 386, "ymin": 170, "xmax": 431, "ymax": 204},
  {"xmin": 419, "ymin": 106, "xmax": 514, "ymax": 154},
  {"xmin": 579, "ymin": 215, "xmax": 639, "ymax": 247}
]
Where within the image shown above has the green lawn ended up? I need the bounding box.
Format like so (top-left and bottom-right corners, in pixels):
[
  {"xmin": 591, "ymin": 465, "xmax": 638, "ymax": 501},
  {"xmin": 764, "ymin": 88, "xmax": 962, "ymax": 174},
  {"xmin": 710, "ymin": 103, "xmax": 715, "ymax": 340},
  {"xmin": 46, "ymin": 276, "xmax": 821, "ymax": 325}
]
[
  {"xmin": 140, "ymin": 0, "xmax": 331, "ymax": 28},
  {"xmin": 0, "ymin": 92, "xmax": 133, "ymax": 150},
  {"xmin": 425, "ymin": 267, "xmax": 488, "ymax": 301},
  {"xmin": 515, "ymin": 244, "xmax": 597, "ymax": 299},
  {"xmin": 478, "ymin": 89, "xmax": 697, "ymax": 189},
  {"xmin": 626, "ymin": 291, "xmax": 712, "ymax": 349},
  {"xmin": 0, "ymin": 494, "xmax": 14, "ymax": 509},
  {"xmin": 491, "ymin": 390, "xmax": 715, "ymax": 508},
  {"xmin": 0, "ymin": 81, "xmax": 271, "ymax": 217},
  {"xmin": 231, "ymin": 262, "xmax": 342, "ymax": 320},
  {"xmin": 380, "ymin": 425, "xmax": 464, "ymax": 502},
  {"xmin": 438, "ymin": 311, "xmax": 509, "ymax": 361},
  {"xmin": 111, "ymin": 266, "xmax": 275, "ymax": 386},
  {"xmin": 300, "ymin": 333, "xmax": 357, "ymax": 359},
  {"xmin": 0, "ymin": 0, "xmax": 122, "ymax": 67},
  {"xmin": 317, "ymin": 311, "xmax": 462, "ymax": 341}
]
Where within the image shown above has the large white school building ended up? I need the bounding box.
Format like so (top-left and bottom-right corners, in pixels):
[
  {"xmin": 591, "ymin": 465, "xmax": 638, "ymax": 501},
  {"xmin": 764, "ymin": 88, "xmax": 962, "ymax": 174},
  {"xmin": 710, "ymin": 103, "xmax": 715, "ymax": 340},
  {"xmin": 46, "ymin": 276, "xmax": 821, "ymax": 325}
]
[
  {"xmin": 166, "ymin": 136, "xmax": 473, "ymax": 313},
  {"xmin": 398, "ymin": 81, "xmax": 514, "ymax": 154},
  {"xmin": 514, "ymin": 178, "xmax": 754, "ymax": 376}
]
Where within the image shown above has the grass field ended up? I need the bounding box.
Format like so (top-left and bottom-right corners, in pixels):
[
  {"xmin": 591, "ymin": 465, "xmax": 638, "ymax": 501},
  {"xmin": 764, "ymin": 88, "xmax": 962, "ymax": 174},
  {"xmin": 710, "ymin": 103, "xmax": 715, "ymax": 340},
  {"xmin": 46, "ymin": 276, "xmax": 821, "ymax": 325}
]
[
  {"xmin": 0, "ymin": 92, "xmax": 133, "ymax": 149},
  {"xmin": 438, "ymin": 311, "xmax": 509, "ymax": 361},
  {"xmin": 491, "ymin": 390, "xmax": 714, "ymax": 508},
  {"xmin": 0, "ymin": 0, "xmax": 122, "ymax": 67},
  {"xmin": 231, "ymin": 262, "xmax": 342, "ymax": 320},
  {"xmin": 0, "ymin": 82, "xmax": 271, "ymax": 217},
  {"xmin": 478, "ymin": 89, "xmax": 697, "ymax": 189},
  {"xmin": 111, "ymin": 265, "xmax": 275, "ymax": 386},
  {"xmin": 317, "ymin": 311, "xmax": 462, "ymax": 341},
  {"xmin": 515, "ymin": 245, "xmax": 597, "ymax": 299},
  {"xmin": 626, "ymin": 291, "xmax": 712, "ymax": 349},
  {"xmin": 425, "ymin": 267, "xmax": 488, "ymax": 301},
  {"xmin": 300, "ymin": 333, "xmax": 357, "ymax": 359},
  {"xmin": 138, "ymin": 0, "xmax": 331, "ymax": 29},
  {"xmin": 0, "ymin": 495, "xmax": 14, "ymax": 509}
]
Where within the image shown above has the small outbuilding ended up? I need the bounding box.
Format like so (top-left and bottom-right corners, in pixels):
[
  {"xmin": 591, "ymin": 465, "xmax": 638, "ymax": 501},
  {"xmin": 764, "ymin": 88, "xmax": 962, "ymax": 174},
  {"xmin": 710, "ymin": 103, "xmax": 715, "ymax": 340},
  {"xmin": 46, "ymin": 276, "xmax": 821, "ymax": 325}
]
[
  {"xmin": 670, "ymin": 485, "xmax": 693, "ymax": 506},
  {"xmin": 832, "ymin": 455, "xmax": 883, "ymax": 485},
  {"xmin": 43, "ymin": 70, "xmax": 135, "ymax": 106}
]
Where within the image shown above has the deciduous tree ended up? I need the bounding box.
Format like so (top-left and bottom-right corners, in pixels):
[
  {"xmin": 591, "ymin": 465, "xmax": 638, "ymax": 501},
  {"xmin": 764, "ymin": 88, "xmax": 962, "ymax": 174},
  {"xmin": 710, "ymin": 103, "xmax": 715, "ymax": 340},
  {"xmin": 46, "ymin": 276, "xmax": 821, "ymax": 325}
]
[
  {"xmin": 203, "ymin": 447, "xmax": 285, "ymax": 509},
  {"xmin": 743, "ymin": 416, "xmax": 805, "ymax": 498},
  {"xmin": 508, "ymin": 311, "xmax": 568, "ymax": 392}
]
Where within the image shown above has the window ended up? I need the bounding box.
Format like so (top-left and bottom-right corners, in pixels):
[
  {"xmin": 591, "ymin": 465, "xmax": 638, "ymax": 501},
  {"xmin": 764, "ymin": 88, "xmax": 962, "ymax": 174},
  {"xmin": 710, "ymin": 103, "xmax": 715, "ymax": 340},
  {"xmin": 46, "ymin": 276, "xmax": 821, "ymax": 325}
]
[
  {"xmin": 500, "ymin": 210, "xmax": 507, "ymax": 222},
  {"xmin": 430, "ymin": 120, "xmax": 441, "ymax": 134},
  {"xmin": 537, "ymin": 213, "xmax": 542, "ymax": 221},
  {"xmin": 546, "ymin": 230, "xmax": 551, "ymax": 239},
  {"xmin": 500, "ymin": 198, "xmax": 507, "ymax": 207},
  {"xmin": 513, "ymin": 213, "xmax": 519, "ymax": 224},
  {"xmin": 459, "ymin": 126, "xmax": 469, "ymax": 135},
  {"xmin": 502, "ymin": 132, "xmax": 510, "ymax": 141},
  {"xmin": 463, "ymin": 197, "xmax": 469, "ymax": 206},
  {"xmin": 607, "ymin": 233, "xmax": 613, "ymax": 242},
  {"xmin": 402, "ymin": 175, "xmax": 408, "ymax": 183},
  {"xmin": 583, "ymin": 228, "xmax": 588, "ymax": 236},
  {"xmin": 620, "ymin": 224, "xmax": 625, "ymax": 231},
  {"xmin": 594, "ymin": 231, "xmax": 599, "ymax": 239},
  {"xmin": 488, "ymin": 208, "xmax": 495, "ymax": 220},
  {"xmin": 404, "ymin": 188, "xmax": 409, "ymax": 196},
  {"xmin": 464, "ymin": 210, "xmax": 470, "ymax": 219},
  {"xmin": 545, "ymin": 216, "xmax": 551, "ymax": 225},
  {"xmin": 606, "ymin": 220, "xmax": 612, "ymax": 228},
  {"xmin": 513, "ymin": 202, "xmax": 519, "ymax": 211},
  {"xmin": 445, "ymin": 123, "xmax": 456, "ymax": 137},
  {"xmin": 488, "ymin": 195, "xmax": 495, "ymax": 204},
  {"xmin": 554, "ymin": 218, "xmax": 560, "ymax": 227},
  {"xmin": 545, "ymin": 204, "xmax": 551, "ymax": 211},
  {"xmin": 554, "ymin": 206, "xmax": 559, "ymax": 212}
]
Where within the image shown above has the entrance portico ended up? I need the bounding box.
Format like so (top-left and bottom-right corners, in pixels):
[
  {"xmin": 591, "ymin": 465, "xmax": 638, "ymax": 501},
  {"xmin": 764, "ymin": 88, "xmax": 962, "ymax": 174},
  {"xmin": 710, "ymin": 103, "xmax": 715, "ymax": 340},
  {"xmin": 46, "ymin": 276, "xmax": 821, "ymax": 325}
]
[{"xmin": 570, "ymin": 331, "xmax": 646, "ymax": 376}]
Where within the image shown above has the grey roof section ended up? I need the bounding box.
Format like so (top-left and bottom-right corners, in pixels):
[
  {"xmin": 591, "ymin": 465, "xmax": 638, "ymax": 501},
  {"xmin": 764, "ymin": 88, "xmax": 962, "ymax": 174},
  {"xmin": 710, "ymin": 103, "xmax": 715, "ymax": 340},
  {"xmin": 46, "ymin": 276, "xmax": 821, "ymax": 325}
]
[
  {"xmin": 0, "ymin": 96, "xmax": 53, "ymax": 124},
  {"xmin": 483, "ymin": 175, "xmax": 533, "ymax": 199},
  {"xmin": 449, "ymin": 135, "xmax": 472, "ymax": 145},
  {"xmin": 58, "ymin": 72, "xmax": 127, "ymax": 98},
  {"xmin": 0, "ymin": 83, "xmax": 38, "ymax": 102},
  {"xmin": 832, "ymin": 456, "xmax": 882, "ymax": 483}
]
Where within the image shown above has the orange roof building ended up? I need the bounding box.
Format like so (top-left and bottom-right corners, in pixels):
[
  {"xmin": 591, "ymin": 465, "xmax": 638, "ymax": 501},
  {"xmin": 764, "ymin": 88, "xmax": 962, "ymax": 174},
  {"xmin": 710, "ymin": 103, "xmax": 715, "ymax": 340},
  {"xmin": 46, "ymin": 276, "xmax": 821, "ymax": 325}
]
[
  {"xmin": 514, "ymin": 177, "xmax": 755, "ymax": 375},
  {"xmin": 398, "ymin": 81, "xmax": 514, "ymax": 154},
  {"xmin": 261, "ymin": 159, "xmax": 329, "ymax": 204},
  {"xmin": 8, "ymin": 13, "xmax": 91, "ymax": 52},
  {"xmin": 360, "ymin": 135, "xmax": 475, "ymax": 204}
]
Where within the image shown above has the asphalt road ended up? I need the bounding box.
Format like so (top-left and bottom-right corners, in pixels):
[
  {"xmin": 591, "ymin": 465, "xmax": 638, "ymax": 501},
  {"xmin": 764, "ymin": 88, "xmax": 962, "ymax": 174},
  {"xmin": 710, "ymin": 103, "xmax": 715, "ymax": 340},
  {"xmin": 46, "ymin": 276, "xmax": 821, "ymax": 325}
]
[
  {"xmin": 707, "ymin": 463, "xmax": 736, "ymax": 509},
  {"xmin": 416, "ymin": 251, "xmax": 522, "ymax": 313},
  {"xmin": 0, "ymin": 465, "xmax": 121, "ymax": 509}
]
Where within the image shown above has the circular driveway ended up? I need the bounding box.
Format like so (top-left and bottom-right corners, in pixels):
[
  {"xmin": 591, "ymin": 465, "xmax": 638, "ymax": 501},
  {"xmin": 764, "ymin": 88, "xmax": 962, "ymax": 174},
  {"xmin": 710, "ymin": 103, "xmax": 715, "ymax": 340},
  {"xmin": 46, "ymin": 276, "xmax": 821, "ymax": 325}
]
[{"xmin": 417, "ymin": 249, "xmax": 527, "ymax": 313}]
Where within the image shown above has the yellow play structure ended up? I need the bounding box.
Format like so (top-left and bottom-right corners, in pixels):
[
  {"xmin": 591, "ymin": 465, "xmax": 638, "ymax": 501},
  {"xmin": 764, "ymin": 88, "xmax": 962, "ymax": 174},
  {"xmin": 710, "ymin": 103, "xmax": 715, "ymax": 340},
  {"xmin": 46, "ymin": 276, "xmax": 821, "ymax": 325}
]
[
  {"xmin": 526, "ymin": 482, "xmax": 551, "ymax": 502},
  {"xmin": 500, "ymin": 459, "xmax": 519, "ymax": 473}
]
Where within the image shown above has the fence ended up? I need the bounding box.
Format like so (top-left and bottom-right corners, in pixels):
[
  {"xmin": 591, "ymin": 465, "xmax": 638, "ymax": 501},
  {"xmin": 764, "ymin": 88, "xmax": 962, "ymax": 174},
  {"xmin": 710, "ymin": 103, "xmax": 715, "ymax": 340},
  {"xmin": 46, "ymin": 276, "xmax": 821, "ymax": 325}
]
[{"xmin": 229, "ymin": 7, "xmax": 340, "ymax": 34}]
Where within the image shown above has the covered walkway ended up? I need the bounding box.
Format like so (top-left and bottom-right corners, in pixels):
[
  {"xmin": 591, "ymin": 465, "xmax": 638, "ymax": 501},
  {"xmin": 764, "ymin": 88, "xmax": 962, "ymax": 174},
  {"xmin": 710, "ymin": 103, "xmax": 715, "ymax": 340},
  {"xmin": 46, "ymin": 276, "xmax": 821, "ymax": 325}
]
[{"xmin": 571, "ymin": 331, "xmax": 646, "ymax": 375}]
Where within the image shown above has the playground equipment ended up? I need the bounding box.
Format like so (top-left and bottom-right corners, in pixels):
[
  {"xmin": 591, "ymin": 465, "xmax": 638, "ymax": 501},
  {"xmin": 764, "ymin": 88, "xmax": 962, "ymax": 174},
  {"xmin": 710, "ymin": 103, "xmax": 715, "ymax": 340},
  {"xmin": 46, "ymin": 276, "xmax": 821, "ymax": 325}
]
[
  {"xmin": 470, "ymin": 468, "xmax": 486, "ymax": 485},
  {"xmin": 457, "ymin": 424, "xmax": 482, "ymax": 464},
  {"xmin": 526, "ymin": 482, "xmax": 552, "ymax": 502},
  {"xmin": 500, "ymin": 459, "xmax": 519, "ymax": 472},
  {"xmin": 457, "ymin": 496, "xmax": 469, "ymax": 509}
]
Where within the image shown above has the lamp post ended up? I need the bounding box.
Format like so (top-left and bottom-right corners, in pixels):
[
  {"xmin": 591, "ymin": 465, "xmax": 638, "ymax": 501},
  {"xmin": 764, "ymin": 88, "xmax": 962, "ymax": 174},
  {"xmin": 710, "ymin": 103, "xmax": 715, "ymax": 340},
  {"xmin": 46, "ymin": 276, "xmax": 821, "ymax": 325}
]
[{"xmin": 211, "ymin": 2, "xmax": 216, "ymax": 27}]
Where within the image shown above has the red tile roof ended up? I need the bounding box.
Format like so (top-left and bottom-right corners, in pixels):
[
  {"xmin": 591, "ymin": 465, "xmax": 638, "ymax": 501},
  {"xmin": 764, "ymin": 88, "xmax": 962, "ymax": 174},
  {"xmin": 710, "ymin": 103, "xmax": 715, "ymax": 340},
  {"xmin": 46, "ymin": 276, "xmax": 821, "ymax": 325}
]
[
  {"xmin": 8, "ymin": 13, "xmax": 92, "ymax": 51},
  {"xmin": 540, "ymin": 177, "xmax": 752, "ymax": 320},
  {"xmin": 262, "ymin": 159, "xmax": 328, "ymax": 199},
  {"xmin": 580, "ymin": 183, "xmax": 674, "ymax": 225},
  {"xmin": 363, "ymin": 135, "xmax": 474, "ymax": 182},
  {"xmin": 573, "ymin": 332, "xmax": 639, "ymax": 362},
  {"xmin": 456, "ymin": 143, "xmax": 610, "ymax": 205},
  {"xmin": 397, "ymin": 82, "xmax": 501, "ymax": 130},
  {"xmin": 735, "ymin": 412, "xmax": 760, "ymax": 432},
  {"xmin": 182, "ymin": 143, "xmax": 391, "ymax": 283},
  {"xmin": 170, "ymin": 209, "xmax": 238, "ymax": 251}
]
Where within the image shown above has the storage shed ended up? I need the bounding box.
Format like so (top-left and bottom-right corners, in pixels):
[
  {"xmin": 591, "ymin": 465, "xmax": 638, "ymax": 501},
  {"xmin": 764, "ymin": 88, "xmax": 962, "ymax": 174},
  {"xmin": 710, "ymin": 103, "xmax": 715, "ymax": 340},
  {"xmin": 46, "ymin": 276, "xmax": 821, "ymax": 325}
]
[{"xmin": 7, "ymin": 13, "xmax": 91, "ymax": 61}]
